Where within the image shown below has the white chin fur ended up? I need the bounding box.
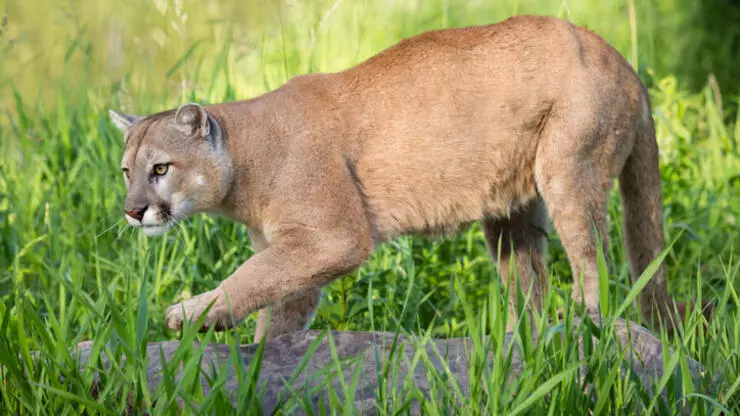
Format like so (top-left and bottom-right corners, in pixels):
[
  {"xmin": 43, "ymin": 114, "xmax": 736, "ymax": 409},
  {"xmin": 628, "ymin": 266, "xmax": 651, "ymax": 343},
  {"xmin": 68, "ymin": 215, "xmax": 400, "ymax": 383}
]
[{"xmin": 141, "ymin": 224, "xmax": 171, "ymax": 236}]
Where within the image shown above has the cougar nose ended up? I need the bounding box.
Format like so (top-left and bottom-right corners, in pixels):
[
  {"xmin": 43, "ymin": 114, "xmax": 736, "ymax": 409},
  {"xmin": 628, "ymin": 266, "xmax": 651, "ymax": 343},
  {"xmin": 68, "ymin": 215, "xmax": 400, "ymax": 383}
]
[{"xmin": 125, "ymin": 206, "xmax": 147, "ymax": 222}]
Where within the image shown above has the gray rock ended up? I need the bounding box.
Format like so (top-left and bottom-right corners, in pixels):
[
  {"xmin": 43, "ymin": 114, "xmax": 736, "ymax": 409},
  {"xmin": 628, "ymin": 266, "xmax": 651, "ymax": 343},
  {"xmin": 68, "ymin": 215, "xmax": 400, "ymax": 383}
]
[{"xmin": 72, "ymin": 317, "xmax": 711, "ymax": 414}]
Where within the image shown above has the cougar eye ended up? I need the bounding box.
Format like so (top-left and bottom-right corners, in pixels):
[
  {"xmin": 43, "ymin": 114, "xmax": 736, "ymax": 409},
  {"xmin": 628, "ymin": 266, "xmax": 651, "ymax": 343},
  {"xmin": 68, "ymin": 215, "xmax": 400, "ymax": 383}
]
[
  {"xmin": 121, "ymin": 167, "xmax": 130, "ymax": 179},
  {"xmin": 153, "ymin": 163, "xmax": 169, "ymax": 176}
]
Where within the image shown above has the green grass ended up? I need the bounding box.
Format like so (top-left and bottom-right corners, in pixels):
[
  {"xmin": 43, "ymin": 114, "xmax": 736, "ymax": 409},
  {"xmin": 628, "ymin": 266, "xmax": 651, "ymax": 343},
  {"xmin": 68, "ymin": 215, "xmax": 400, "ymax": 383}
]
[{"xmin": 1, "ymin": 0, "xmax": 739, "ymax": 414}]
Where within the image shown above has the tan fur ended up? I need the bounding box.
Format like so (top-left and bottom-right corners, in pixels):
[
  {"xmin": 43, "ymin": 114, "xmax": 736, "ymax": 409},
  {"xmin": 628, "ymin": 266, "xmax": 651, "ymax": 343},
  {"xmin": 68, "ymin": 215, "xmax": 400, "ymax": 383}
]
[{"xmin": 111, "ymin": 15, "xmax": 702, "ymax": 339}]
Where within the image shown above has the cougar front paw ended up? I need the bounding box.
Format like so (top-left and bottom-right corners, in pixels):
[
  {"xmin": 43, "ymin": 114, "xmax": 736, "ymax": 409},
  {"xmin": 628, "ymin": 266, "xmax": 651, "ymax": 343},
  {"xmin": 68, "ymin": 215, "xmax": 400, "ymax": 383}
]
[{"xmin": 165, "ymin": 289, "xmax": 237, "ymax": 332}]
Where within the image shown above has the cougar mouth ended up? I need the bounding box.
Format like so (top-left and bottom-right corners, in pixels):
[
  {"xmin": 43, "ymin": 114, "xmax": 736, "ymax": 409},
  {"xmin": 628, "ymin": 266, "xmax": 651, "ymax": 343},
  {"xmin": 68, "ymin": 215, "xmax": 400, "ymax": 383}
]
[{"xmin": 124, "ymin": 203, "xmax": 174, "ymax": 237}]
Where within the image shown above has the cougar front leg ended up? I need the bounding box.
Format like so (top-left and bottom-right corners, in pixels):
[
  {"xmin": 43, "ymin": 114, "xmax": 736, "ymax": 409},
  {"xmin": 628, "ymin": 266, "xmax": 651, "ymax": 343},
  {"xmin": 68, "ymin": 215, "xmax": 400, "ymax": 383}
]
[
  {"xmin": 243, "ymin": 229, "xmax": 323, "ymax": 342},
  {"xmin": 165, "ymin": 224, "xmax": 373, "ymax": 332}
]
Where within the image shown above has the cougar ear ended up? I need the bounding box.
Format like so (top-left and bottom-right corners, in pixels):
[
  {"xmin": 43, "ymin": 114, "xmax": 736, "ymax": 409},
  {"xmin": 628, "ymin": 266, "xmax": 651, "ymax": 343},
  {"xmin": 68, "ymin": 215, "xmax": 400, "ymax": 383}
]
[
  {"xmin": 109, "ymin": 110, "xmax": 140, "ymax": 134},
  {"xmin": 174, "ymin": 103, "xmax": 210, "ymax": 137}
]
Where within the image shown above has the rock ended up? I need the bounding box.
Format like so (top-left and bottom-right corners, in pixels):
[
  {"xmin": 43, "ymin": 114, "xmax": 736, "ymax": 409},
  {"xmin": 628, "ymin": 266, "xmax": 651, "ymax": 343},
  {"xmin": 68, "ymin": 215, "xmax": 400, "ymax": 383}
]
[{"xmin": 72, "ymin": 317, "xmax": 710, "ymax": 414}]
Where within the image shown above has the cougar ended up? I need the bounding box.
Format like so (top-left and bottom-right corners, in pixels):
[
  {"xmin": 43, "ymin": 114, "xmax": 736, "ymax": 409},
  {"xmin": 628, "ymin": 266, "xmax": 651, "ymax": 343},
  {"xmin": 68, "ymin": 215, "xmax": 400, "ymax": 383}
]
[{"xmin": 110, "ymin": 15, "xmax": 704, "ymax": 341}]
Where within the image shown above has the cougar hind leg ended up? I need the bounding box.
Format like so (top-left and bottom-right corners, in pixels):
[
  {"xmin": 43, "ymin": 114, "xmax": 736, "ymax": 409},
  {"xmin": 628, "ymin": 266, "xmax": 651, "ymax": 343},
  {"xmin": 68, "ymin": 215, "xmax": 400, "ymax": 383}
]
[{"xmin": 482, "ymin": 198, "xmax": 549, "ymax": 331}]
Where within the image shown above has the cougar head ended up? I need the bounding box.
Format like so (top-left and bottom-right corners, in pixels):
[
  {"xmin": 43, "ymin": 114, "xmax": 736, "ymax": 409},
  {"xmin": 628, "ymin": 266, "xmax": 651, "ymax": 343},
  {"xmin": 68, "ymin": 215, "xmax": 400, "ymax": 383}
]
[{"xmin": 109, "ymin": 103, "xmax": 234, "ymax": 236}]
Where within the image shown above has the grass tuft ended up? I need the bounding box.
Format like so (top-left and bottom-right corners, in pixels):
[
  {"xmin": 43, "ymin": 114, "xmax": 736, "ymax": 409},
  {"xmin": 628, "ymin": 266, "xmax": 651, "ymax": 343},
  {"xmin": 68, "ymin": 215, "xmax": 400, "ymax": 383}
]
[{"xmin": 0, "ymin": 0, "xmax": 738, "ymax": 414}]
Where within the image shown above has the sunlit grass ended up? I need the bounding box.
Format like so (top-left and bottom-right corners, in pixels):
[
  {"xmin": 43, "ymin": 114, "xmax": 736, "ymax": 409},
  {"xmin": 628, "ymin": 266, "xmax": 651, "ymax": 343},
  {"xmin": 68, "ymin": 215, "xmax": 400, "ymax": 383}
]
[{"xmin": 0, "ymin": 0, "xmax": 738, "ymax": 414}]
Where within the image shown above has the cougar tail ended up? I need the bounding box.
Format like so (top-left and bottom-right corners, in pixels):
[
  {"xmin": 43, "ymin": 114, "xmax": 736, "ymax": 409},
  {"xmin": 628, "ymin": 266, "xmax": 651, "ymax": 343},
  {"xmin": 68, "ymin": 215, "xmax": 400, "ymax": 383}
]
[{"xmin": 618, "ymin": 94, "xmax": 682, "ymax": 333}]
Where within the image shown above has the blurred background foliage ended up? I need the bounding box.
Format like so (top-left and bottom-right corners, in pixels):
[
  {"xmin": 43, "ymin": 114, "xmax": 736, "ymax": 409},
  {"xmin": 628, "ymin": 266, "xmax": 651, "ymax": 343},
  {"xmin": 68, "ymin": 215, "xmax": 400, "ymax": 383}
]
[{"xmin": 0, "ymin": 0, "xmax": 739, "ymax": 120}]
